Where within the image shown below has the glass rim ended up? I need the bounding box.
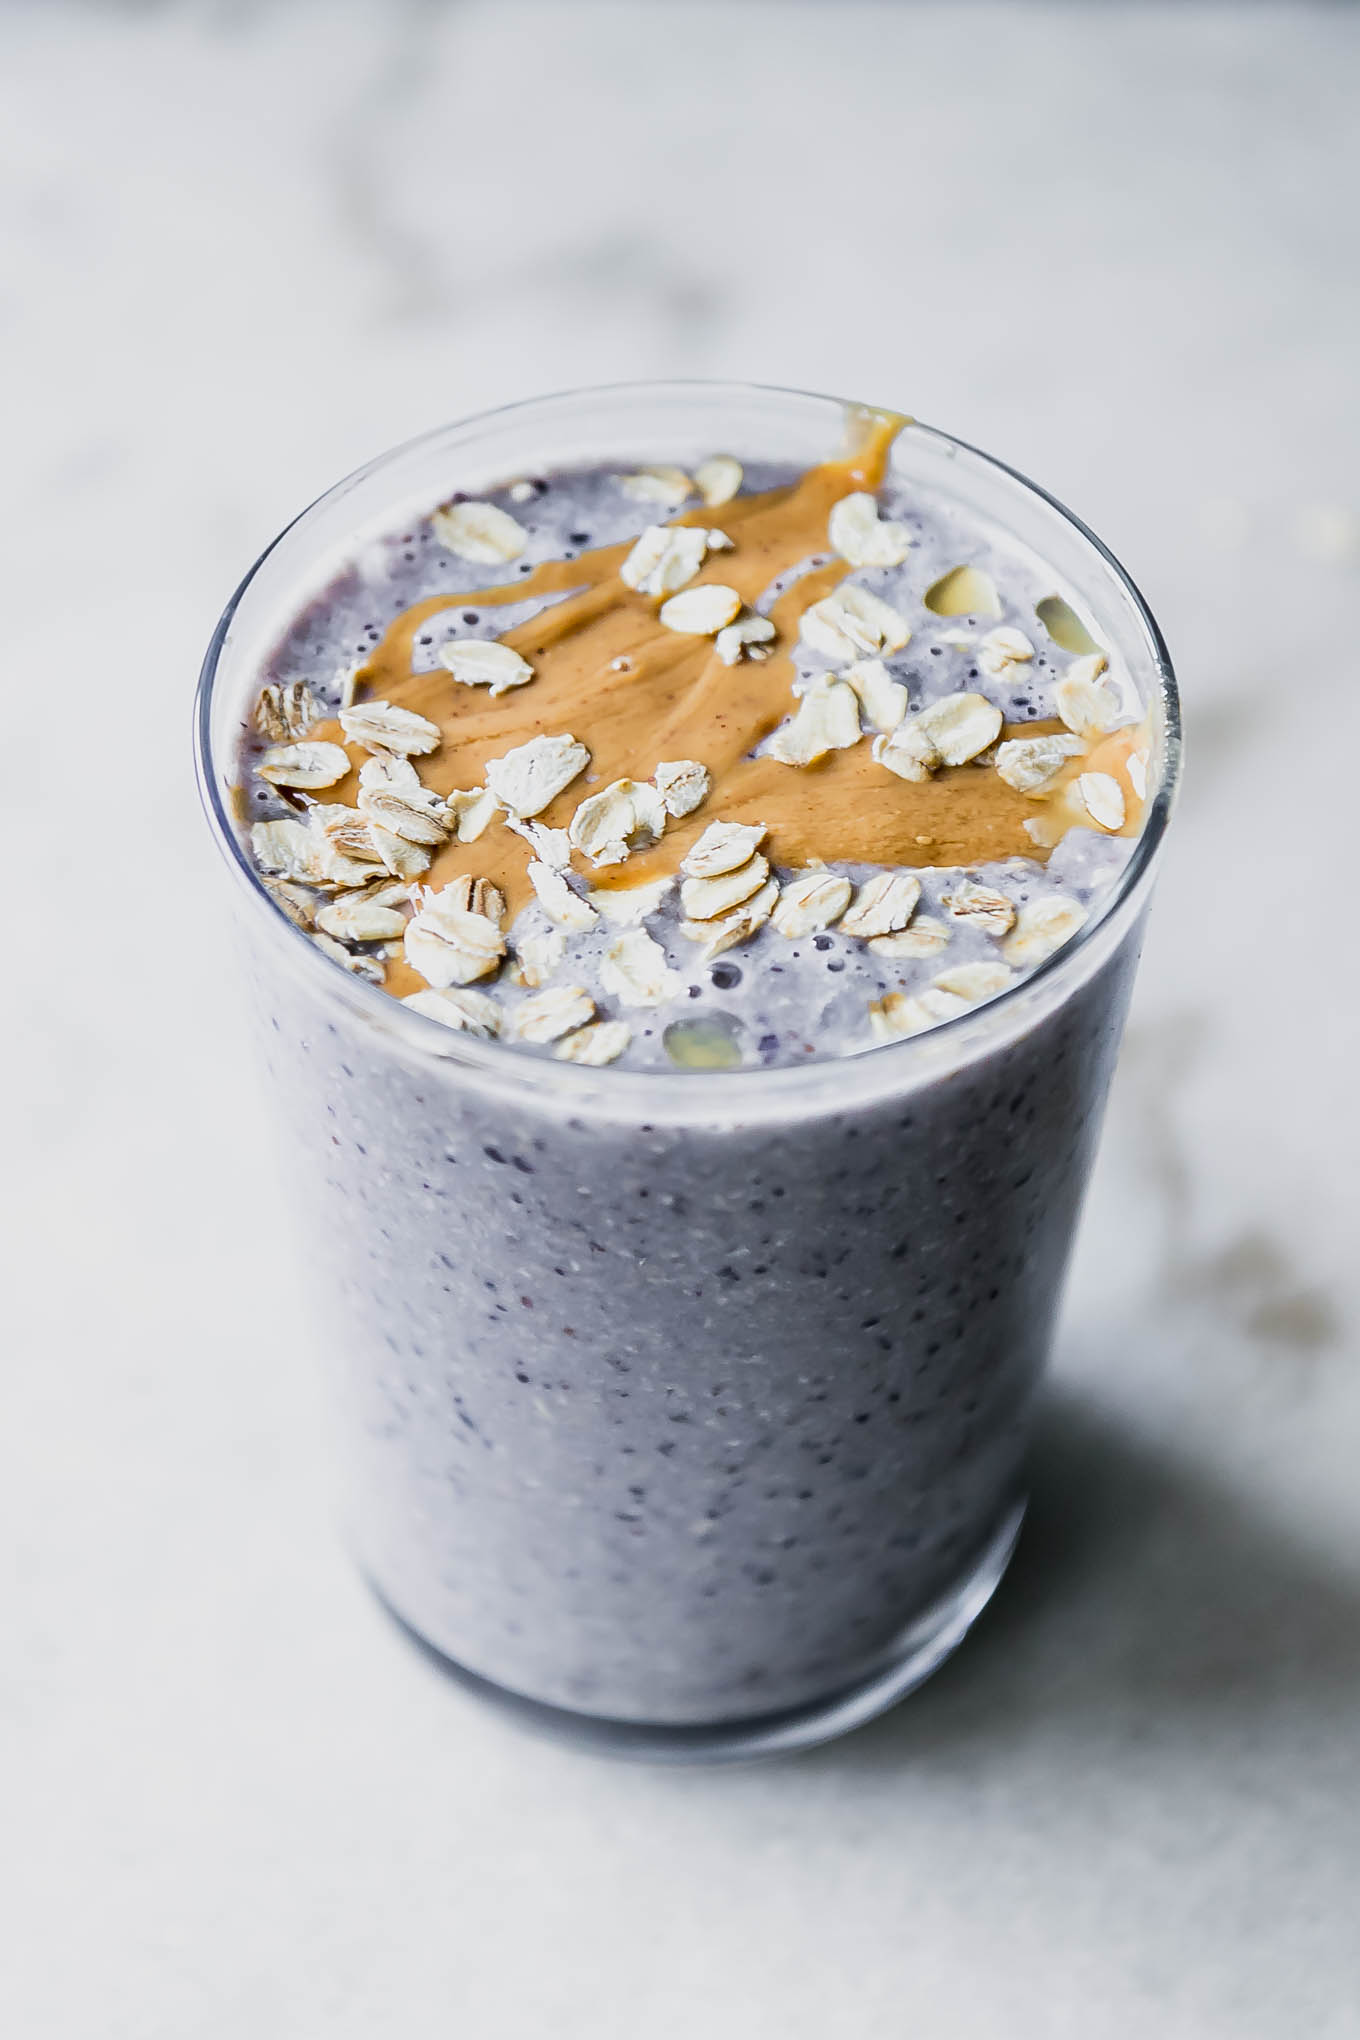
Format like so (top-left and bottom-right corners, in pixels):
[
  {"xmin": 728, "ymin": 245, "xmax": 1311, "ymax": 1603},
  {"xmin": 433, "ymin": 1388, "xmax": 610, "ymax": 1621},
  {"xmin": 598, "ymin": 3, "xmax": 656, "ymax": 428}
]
[{"xmin": 194, "ymin": 376, "xmax": 1182, "ymax": 1114}]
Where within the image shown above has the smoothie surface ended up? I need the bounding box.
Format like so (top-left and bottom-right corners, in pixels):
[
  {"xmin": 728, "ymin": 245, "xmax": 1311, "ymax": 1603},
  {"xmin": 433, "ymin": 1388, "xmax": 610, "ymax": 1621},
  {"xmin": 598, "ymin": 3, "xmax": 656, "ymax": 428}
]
[{"xmin": 239, "ymin": 413, "xmax": 1152, "ymax": 1068}]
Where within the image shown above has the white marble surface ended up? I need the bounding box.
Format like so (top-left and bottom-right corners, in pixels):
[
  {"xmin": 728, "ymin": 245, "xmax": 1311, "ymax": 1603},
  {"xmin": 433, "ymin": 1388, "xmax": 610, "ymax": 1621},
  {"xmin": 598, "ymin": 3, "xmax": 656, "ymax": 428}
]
[{"xmin": 4, "ymin": 2, "xmax": 1359, "ymax": 2033}]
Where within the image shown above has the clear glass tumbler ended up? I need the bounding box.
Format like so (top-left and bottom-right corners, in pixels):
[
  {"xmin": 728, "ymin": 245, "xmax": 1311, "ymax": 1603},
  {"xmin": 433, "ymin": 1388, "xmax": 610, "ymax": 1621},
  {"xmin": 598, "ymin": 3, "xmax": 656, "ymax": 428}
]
[{"xmin": 195, "ymin": 381, "xmax": 1180, "ymax": 1760}]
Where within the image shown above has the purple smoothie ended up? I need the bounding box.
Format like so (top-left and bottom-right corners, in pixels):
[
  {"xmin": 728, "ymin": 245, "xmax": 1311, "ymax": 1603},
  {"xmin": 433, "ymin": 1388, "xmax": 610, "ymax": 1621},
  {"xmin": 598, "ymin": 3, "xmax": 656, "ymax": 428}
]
[{"xmin": 197, "ymin": 383, "xmax": 1178, "ymax": 1754}]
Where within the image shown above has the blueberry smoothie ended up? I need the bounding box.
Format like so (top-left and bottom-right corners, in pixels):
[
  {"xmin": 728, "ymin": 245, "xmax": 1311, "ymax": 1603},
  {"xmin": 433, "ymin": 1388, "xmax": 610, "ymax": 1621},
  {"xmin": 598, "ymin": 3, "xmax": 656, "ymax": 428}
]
[{"xmin": 198, "ymin": 383, "xmax": 1178, "ymax": 1753}]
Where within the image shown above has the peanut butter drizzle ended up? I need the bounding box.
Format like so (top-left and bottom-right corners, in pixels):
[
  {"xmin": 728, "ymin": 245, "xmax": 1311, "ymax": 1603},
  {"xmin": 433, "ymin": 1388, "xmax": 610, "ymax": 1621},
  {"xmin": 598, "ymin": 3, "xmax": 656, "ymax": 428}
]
[
  {"xmin": 1021, "ymin": 721, "xmax": 1152, "ymax": 851},
  {"xmin": 302, "ymin": 411, "xmax": 1143, "ymax": 1002}
]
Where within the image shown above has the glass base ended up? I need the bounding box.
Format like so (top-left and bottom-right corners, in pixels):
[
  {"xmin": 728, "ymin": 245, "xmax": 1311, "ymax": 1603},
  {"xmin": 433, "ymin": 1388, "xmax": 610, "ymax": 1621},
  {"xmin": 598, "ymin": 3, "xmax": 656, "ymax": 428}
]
[{"xmin": 368, "ymin": 1498, "xmax": 1025, "ymax": 1764}]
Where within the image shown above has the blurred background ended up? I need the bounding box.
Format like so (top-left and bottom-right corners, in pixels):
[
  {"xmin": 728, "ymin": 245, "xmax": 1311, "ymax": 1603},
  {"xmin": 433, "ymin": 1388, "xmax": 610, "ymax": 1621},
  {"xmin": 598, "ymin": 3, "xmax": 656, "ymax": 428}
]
[{"xmin": 3, "ymin": 2, "xmax": 1358, "ymax": 2035}]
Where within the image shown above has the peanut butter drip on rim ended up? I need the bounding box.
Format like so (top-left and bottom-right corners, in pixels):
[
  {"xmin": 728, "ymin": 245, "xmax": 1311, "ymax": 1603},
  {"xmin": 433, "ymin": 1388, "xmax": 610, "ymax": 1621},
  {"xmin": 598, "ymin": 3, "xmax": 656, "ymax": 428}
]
[{"xmin": 297, "ymin": 415, "xmax": 1128, "ymax": 1002}]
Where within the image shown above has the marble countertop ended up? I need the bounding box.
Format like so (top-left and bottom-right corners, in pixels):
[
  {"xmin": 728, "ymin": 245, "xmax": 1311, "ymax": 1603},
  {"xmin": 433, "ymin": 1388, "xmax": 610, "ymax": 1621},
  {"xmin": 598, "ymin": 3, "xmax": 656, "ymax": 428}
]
[{"xmin": 4, "ymin": 3, "xmax": 1357, "ymax": 2034}]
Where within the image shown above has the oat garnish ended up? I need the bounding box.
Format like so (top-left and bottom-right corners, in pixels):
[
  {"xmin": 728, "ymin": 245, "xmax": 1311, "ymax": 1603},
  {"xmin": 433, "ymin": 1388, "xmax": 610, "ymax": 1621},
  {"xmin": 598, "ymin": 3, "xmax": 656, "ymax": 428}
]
[
  {"xmin": 1054, "ymin": 680, "xmax": 1117, "ymax": 739},
  {"xmin": 872, "ymin": 692, "xmax": 1002, "ymax": 782},
  {"xmin": 801, "ymin": 585, "xmax": 911, "ymax": 662},
  {"xmin": 401, "ymin": 986, "xmax": 502, "ymax": 1036},
  {"xmin": 772, "ymin": 870, "xmax": 853, "ymax": 937},
  {"xmin": 617, "ymin": 465, "xmax": 693, "ymax": 508},
  {"xmin": 653, "ymin": 759, "xmax": 710, "ymax": 818},
  {"xmin": 828, "ymin": 491, "xmax": 914, "ymax": 569},
  {"xmin": 311, "ymin": 837, "xmax": 388, "ymax": 886},
  {"xmin": 309, "ymin": 803, "xmax": 383, "ymax": 864},
  {"xmin": 679, "ymin": 854, "xmax": 770, "ymax": 922},
  {"xmin": 438, "ymin": 639, "xmax": 535, "ymax": 695},
  {"xmin": 844, "ymin": 657, "xmax": 908, "ymax": 733},
  {"xmin": 658, "ymin": 583, "xmax": 742, "ymax": 635},
  {"xmin": 339, "ymin": 665, "xmax": 363, "ymax": 711},
  {"xmin": 976, "ymin": 627, "xmax": 1036, "ymax": 679},
  {"xmin": 681, "ymin": 820, "xmax": 768, "ymax": 878},
  {"xmin": 841, "ymin": 871, "xmax": 923, "ymax": 939},
  {"xmin": 569, "ymin": 779, "xmax": 667, "ymax": 867},
  {"xmin": 338, "ymin": 700, "xmax": 442, "ymax": 756},
  {"xmin": 509, "ymin": 984, "xmax": 596, "ymax": 1045},
  {"xmin": 867, "ymin": 918, "xmax": 952, "ymax": 960},
  {"xmin": 512, "ymin": 926, "xmax": 566, "ymax": 988},
  {"xmin": 620, "ymin": 525, "xmax": 720, "ymax": 597},
  {"xmin": 1001, "ymin": 896, "xmax": 1089, "ymax": 968},
  {"xmin": 1127, "ymin": 750, "xmax": 1149, "ymax": 802},
  {"xmin": 431, "ymin": 500, "xmax": 527, "ymax": 564},
  {"xmin": 874, "ymin": 963, "xmax": 1016, "ymax": 1038},
  {"xmin": 767, "ymin": 675, "xmax": 861, "ymax": 765},
  {"xmin": 258, "ymin": 740, "xmax": 350, "ymax": 790},
  {"xmin": 252, "ymin": 817, "xmax": 320, "ymax": 883},
  {"xmin": 366, "ymin": 825, "xmax": 431, "ymax": 880},
  {"xmin": 918, "ymin": 692, "xmax": 1004, "ymax": 765},
  {"xmin": 255, "ymin": 680, "xmax": 320, "ymax": 742},
  {"xmin": 300, "ymin": 805, "xmax": 390, "ymax": 886},
  {"xmin": 365, "ymin": 880, "xmax": 412, "ymax": 913},
  {"xmin": 591, "ymin": 876, "xmax": 674, "ymax": 925},
  {"xmin": 933, "ymin": 961, "xmax": 1014, "ymax": 1001},
  {"xmin": 358, "ymin": 752, "xmax": 418, "ymax": 792},
  {"xmin": 554, "ymin": 1019, "xmax": 632, "ymax": 1066},
  {"xmin": 1066, "ymin": 649, "xmax": 1110, "ymax": 681},
  {"xmin": 993, "ymin": 732, "xmax": 1084, "ymax": 793},
  {"xmin": 1054, "ymin": 653, "xmax": 1117, "ymax": 736},
  {"xmin": 527, "ymin": 858, "xmax": 598, "ymax": 932},
  {"xmin": 312, "ymin": 931, "xmax": 385, "ymax": 984},
  {"xmin": 681, "ymin": 877, "xmax": 780, "ymax": 960},
  {"xmin": 356, "ymin": 756, "xmax": 451, "ymax": 845},
  {"xmin": 261, "ymin": 877, "xmax": 315, "ymax": 928},
  {"xmin": 944, "ymin": 879, "xmax": 1016, "ymax": 937},
  {"xmin": 485, "ymin": 733, "xmax": 590, "ymax": 817},
  {"xmin": 508, "ymin": 480, "xmax": 537, "ymax": 504},
  {"xmin": 500, "ymin": 816, "xmax": 569, "ymax": 871},
  {"xmin": 442, "ymin": 786, "xmax": 500, "ymax": 842},
  {"xmin": 872, "ymin": 719, "xmax": 940, "ymax": 783},
  {"xmin": 868, "ymin": 987, "xmax": 969, "ymax": 1041},
  {"xmin": 620, "ymin": 524, "xmax": 702, "ymax": 596},
  {"xmin": 314, "ymin": 891, "xmax": 409, "ymax": 943},
  {"xmin": 600, "ymin": 926, "xmax": 682, "ymax": 1006},
  {"xmin": 403, "ymin": 883, "xmax": 506, "ymax": 988},
  {"xmin": 714, "ymin": 613, "xmax": 776, "ymax": 665},
  {"xmin": 1076, "ymin": 771, "xmax": 1126, "ymax": 831},
  {"xmin": 695, "ymin": 455, "xmax": 743, "ymax": 508},
  {"xmin": 437, "ymin": 873, "xmax": 506, "ymax": 925}
]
